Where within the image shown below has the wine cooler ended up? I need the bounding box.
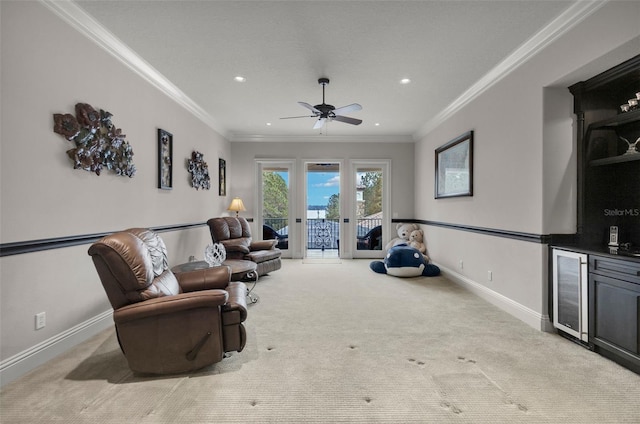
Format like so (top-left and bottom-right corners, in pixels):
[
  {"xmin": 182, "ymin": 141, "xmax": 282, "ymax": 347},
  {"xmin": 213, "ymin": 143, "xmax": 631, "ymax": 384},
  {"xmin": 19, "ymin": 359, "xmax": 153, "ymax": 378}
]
[{"xmin": 552, "ymin": 249, "xmax": 589, "ymax": 343}]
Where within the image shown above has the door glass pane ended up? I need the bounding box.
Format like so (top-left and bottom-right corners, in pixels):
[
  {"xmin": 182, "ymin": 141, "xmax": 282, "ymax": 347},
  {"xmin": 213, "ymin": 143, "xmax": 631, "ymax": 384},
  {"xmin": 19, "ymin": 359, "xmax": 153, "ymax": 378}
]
[
  {"xmin": 557, "ymin": 255, "xmax": 580, "ymax": 330},
  {"xmin": 355, "ymin": 167, "xmax": 383, "ymax": 251},
  {"xmin": 306, "ymin": 163, "xmax": 339, "ymax": 258},
  {"xmin": 262, "ymin": 167, "xmax": 289, "ymax": 250}
]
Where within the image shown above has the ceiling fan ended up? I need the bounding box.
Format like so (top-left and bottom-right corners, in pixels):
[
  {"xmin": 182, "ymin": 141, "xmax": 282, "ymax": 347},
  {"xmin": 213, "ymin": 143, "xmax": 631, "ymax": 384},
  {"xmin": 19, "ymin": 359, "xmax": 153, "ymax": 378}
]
[{"xmin": 281, "ymin": 78, "xmax": 362, "ymax": 129}]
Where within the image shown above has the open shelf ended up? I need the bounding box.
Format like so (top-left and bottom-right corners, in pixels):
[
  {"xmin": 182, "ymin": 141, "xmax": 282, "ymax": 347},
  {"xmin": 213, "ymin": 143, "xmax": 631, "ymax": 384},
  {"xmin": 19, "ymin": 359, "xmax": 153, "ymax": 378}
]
[
  {"xmin": 586, "ymin": 109, "xmax": 639, "ymax": 166},
  {"xmin": 588, "ymin": 109, "xmax": 640, "ymax": 131},
  {"xmin": 590, "ymin": 153, "xmax": 640, "ymax": 166}
]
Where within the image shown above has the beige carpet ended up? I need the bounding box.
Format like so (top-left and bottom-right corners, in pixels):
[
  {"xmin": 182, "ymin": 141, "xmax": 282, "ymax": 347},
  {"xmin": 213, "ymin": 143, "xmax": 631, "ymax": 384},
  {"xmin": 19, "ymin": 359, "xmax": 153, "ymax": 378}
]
[{"xmin": 1, "ymin": 259, "xmax": 639, "ymax": 423}]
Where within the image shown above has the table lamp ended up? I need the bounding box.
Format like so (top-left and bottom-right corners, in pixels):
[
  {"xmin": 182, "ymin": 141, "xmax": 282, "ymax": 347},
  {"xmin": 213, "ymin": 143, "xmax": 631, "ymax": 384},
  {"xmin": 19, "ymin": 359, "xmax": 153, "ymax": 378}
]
[{"xmin": 228, "ymin": 197, "xmax": 246, "ymax": 217}]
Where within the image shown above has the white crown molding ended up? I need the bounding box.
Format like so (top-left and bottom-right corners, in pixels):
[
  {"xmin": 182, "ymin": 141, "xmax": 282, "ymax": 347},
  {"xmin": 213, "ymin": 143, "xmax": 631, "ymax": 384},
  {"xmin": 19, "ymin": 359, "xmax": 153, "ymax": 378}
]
[
  {"xmin": 228, "ymin": 134, "xmax": 415, "ymax": 143},
  {"xmin": 41, "ymin": 0, "xmax": 606, "ymax": 145},
  {"xmin": 413, "ymin": 0, "xmax": 607, "ymax": 141},
  {"xmin": 39, "ymin": 0, "xmax": 228, "ymax": 138}
]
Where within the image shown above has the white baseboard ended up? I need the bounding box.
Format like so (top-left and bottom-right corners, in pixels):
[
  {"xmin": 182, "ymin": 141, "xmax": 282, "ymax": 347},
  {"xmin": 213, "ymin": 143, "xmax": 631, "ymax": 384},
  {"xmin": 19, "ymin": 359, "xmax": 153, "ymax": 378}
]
[
  {"xmin": 438, "ymin": 265, "xmax": 552, "ymax": 332},
  {"xmin": 0, "ymin": 310, "xmax": 113, "ymax": 388}
]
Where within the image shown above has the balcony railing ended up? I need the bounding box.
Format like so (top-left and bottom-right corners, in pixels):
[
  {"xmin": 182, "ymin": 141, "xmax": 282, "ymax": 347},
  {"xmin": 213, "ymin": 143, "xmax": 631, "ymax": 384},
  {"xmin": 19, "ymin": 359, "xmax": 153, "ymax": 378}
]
[
  {"xmin": 262, "ymin": 217, "xmax": 382, "ymax": 250},
  {"xmin": 307, "ymin": 218, "xmax": 339, "ymax": 250}
]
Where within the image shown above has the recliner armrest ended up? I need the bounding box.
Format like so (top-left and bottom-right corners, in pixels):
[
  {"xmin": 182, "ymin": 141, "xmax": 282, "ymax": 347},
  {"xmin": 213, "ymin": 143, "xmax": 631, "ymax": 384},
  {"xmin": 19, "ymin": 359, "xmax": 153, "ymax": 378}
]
[
  {"xmin": 176, "ymin": 265, "xmax": 232, "ymax": 292},
  {"xmin": 114, "ymin": 290, "xmax": 228, "ymax": 324},
  {"xmin": 222, "ymin": 281, "xmax": 248, "ymax": 322},
  {"xmin": 250, "ymin": 240, "xmax": 278, "ymax": 251}
]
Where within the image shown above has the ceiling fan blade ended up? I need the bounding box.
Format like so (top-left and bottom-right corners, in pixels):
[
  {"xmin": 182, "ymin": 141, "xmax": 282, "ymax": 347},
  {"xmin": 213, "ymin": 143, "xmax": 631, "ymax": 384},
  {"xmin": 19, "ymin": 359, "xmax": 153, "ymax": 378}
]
[
  {"xmin": 333, "ymin": 115, "xmax": 362, "ymax": 125},
  {"xmin": 313, "ymin": 118, "xmax": 326, "ymax": 129},
  {"xmin": 332, "ymin": 103, "xmax": 362, "ymax": 115},
  {"xmin": 280, "ymin": 115, "xmax": 315, "ymax": 120},
  {"xmin": 299, "ymin": 102, "xmax": 321, "ymax": 114}
]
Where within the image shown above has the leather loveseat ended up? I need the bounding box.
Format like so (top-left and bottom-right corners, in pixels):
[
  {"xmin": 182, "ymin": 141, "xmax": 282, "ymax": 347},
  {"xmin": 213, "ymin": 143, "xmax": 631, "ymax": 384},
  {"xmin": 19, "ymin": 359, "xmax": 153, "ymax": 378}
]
[{"xmin": 207, "ymin": 217, "xmax": 282, "ymax": 276}]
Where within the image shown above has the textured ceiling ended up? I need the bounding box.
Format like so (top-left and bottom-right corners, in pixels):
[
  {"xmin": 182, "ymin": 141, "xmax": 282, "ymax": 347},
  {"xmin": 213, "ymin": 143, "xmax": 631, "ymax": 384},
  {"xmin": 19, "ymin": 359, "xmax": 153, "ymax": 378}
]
[{"xmin": 73, "ymin": 0, "xmax": 576, "ymax": 141}]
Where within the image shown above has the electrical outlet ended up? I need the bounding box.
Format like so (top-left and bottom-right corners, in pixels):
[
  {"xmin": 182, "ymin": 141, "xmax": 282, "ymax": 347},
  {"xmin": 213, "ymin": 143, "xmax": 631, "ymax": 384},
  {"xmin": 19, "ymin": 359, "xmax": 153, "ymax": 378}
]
[
  {"xmin": 35, "ymin": 312, "xmax": 46, "ymax": 330},
  {"xmin": 488, "ymin": 271, "xmax": 493, "ymax": 281},
  {"xmin": 459, "ymin": 260, "xmax": 463, "ymax": 269}
]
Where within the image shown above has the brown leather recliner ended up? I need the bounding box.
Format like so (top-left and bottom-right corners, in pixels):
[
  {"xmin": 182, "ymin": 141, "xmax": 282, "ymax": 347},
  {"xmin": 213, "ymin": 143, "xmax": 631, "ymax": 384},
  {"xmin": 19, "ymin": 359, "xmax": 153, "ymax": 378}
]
[
  {"xmin": 88, "ymin": 228, "xmax": 247, "ymax": 375},
  {"xmin": 207, "ymin": 217, "xmax": 282, "ymax": 276}
]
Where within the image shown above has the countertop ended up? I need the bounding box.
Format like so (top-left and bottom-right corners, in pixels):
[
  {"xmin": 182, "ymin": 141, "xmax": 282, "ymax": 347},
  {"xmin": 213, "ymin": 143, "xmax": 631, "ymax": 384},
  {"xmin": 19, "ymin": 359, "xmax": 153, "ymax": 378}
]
[{"xmin": 551, "ymin": 243, "xmax": 640, "ymax": 263}]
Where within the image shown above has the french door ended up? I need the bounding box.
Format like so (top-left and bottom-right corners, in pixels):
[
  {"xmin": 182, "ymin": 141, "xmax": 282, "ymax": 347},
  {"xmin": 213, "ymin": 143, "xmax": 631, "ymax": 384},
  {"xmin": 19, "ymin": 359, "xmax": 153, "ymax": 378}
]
[
  {"xmin": 304, "ymin": 161, "xmax": 341, "ymax": 259},
  {"xmin": 351, "ymin": 161, "xmax": 389, "ymax": 259},
  {"xmin": 256, "ymin": 160, "xmax": 294, "ymax": 258},
  {"xmin": 256, "ymin": 159, "xmax": 388, "ymax": 259}
]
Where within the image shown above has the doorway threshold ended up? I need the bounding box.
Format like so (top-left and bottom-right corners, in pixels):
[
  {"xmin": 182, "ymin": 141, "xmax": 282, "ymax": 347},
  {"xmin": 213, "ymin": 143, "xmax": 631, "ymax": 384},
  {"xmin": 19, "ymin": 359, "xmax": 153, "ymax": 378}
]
[{"xmin": 302, "ymin": 258, "xmax": 342, "ymax": 264}]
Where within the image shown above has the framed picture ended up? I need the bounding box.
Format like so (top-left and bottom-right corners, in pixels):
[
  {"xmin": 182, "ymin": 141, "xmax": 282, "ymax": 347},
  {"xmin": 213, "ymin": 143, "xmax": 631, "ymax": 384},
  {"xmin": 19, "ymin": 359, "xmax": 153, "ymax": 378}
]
[
  {"xmin": 157, "ymin": 129, "xmax": 173, "ymax": 189},
  {"xmin": 218, "ymin": 158, "xmax": 226, "ymax": 196},
  {"xmin": 435, "ymin": 130, "xmax": 473, "ymax": 199}
]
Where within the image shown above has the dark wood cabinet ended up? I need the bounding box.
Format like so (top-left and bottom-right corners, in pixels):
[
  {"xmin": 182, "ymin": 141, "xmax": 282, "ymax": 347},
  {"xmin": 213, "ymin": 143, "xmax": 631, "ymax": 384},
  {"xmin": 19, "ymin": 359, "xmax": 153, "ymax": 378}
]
[
  {"xmin": 589, "ymin": 255, "xmax": 640, "ymax": 373},
  {"xmin": 569, "ymin": 55, "xmax": 640, "ymax": 246},
  {"xmin": 550, "ymin": 55, "xmax": 640, "ymax": 374}
]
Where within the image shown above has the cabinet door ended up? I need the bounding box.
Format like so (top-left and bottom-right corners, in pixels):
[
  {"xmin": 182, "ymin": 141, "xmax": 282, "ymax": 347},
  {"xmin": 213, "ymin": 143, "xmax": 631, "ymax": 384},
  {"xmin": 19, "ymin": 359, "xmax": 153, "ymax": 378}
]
[{"xmin": 589, "ymin": 273, "xmax": 640, "ymax": 357}]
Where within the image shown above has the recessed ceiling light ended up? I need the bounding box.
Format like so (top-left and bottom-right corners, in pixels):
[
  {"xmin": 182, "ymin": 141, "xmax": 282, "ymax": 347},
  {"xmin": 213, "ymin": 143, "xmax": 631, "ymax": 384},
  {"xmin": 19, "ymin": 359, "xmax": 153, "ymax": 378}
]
[
  {"xmin": 266, "ymin": 122, "xmax": 272, "ymax": 126},
  {"xmin": 400, "ymin": 78, "xmax": 411, "ymax": 84},
  {"xmin": 375, "ymin": 123, "xmax": 380, "ymax": 126},
  {"xmin": 234, "ymin": 76, "xmax": 246, "ymax": 82}
]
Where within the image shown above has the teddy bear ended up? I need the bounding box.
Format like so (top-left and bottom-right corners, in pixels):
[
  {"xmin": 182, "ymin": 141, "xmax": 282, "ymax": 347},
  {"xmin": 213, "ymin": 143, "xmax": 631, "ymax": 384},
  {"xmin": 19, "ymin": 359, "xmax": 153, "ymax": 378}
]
[
  {"xmin": 370, "ymin": 244, "xmax": 440, "ymax": 277},
  {"xmin": 408, "ymin": 229, "xmax": 429, "ymax": 261},
  {"xmin": 384, "ymin": 222, "xmax": 420, "ymax": 251}
]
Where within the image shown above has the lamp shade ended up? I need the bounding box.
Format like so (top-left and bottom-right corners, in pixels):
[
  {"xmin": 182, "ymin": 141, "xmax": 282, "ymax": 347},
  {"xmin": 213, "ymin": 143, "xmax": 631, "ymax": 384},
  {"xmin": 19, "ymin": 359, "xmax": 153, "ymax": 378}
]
[{"xmin": 227, "ymin": 197, "xmax": 246, "ymax": 216}]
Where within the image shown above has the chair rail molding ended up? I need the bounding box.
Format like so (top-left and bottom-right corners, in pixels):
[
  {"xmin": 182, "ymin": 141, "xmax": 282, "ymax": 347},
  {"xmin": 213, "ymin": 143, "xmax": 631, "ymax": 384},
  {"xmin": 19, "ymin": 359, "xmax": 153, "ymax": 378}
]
[{"xmin": 0, "ymin": 222, "xmax": 206, "ymax": 257}]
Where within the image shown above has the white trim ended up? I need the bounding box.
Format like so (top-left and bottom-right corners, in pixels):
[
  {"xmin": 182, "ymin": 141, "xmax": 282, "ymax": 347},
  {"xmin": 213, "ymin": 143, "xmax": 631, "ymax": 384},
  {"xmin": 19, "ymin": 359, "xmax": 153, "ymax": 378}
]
[
  {"xmin": 0, "ymin": 310, "xmax": 113, "ymax": 388},
  {"xmin": 40, "ymin": 0, "xmax": 605, "ymax": 144},
  {"xmin": 39, "ymin": 0, "xmax": 227, "ymax": 137},
  {"xmin": 438, "ymin": 265, "xmax": 552, "ymax": 332},
  {"xmin": 413, "ymin": 0, "xmax": 607, "ymax": 140}
]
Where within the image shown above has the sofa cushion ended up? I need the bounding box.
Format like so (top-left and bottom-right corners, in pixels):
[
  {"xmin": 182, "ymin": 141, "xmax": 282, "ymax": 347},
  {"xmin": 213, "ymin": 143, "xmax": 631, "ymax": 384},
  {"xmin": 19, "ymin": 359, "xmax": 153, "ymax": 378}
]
[{"xmin": 221, "ymin": 238, "xmax": 251, "ymax": 254}]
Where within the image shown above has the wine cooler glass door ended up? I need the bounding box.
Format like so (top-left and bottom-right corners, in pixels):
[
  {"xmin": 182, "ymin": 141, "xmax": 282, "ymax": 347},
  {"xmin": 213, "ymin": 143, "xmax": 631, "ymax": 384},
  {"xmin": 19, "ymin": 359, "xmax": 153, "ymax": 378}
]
[{"xmin": 553, "ymin": 249, "xmax": 588, "ymax": 342}]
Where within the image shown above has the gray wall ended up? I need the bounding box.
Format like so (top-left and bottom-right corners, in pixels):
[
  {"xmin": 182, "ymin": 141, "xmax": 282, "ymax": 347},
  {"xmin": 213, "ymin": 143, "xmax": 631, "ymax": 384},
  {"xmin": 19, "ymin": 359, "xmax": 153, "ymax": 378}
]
[
  {"xmin": 414, "ymin": 1, "xmax": 640, "ymax": 328},
  {"xmin": 229, "ymin": 141, "xmax": 414, "ymax": 258},
  {"xmin": 229, "ymin": 141, "xmax": 414, "ymax": 216},
  {"xmin": 0, "ymin": 1, "xmax": 230, "ymax": 373}
]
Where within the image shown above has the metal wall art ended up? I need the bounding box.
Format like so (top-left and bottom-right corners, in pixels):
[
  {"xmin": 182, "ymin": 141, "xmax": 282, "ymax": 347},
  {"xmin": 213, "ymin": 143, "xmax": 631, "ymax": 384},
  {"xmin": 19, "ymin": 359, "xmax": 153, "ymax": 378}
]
[
  {"xmin": 219, "ymin": 158, "xmax": 226, "ymax": 196},
  {"xmin": 53, "ymin": 103, "xmax": 136, "ymax": 177},
  {"xmin": 435, "ymin": 130, "xmax": 473, "ymax": 199},
  {"xmin": 158, "ymin": 129, "xmax": 173, "ymax": 189},
  {"xmin": 187, "ymin": 151, "xmax": 210, "ymax": 190}
]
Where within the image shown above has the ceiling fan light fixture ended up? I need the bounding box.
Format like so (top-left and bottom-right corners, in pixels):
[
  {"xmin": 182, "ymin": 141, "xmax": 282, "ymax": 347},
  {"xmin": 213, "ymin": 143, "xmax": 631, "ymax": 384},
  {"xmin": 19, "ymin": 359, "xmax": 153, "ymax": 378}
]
[{"xmin": 279, "ymin": 78, "xmax": 362, "ymax": 129}]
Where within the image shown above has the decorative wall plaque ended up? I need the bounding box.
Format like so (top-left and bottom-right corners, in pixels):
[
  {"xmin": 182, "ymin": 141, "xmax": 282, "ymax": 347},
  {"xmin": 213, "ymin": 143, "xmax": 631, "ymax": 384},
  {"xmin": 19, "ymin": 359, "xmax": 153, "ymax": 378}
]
[
  {"xmin": 53, "ymin": 103, "xmax": 136, "ymax": 177},
  {"xmin": 187, "ymin": 151, "xmax": 210, "ymax": 190}
]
